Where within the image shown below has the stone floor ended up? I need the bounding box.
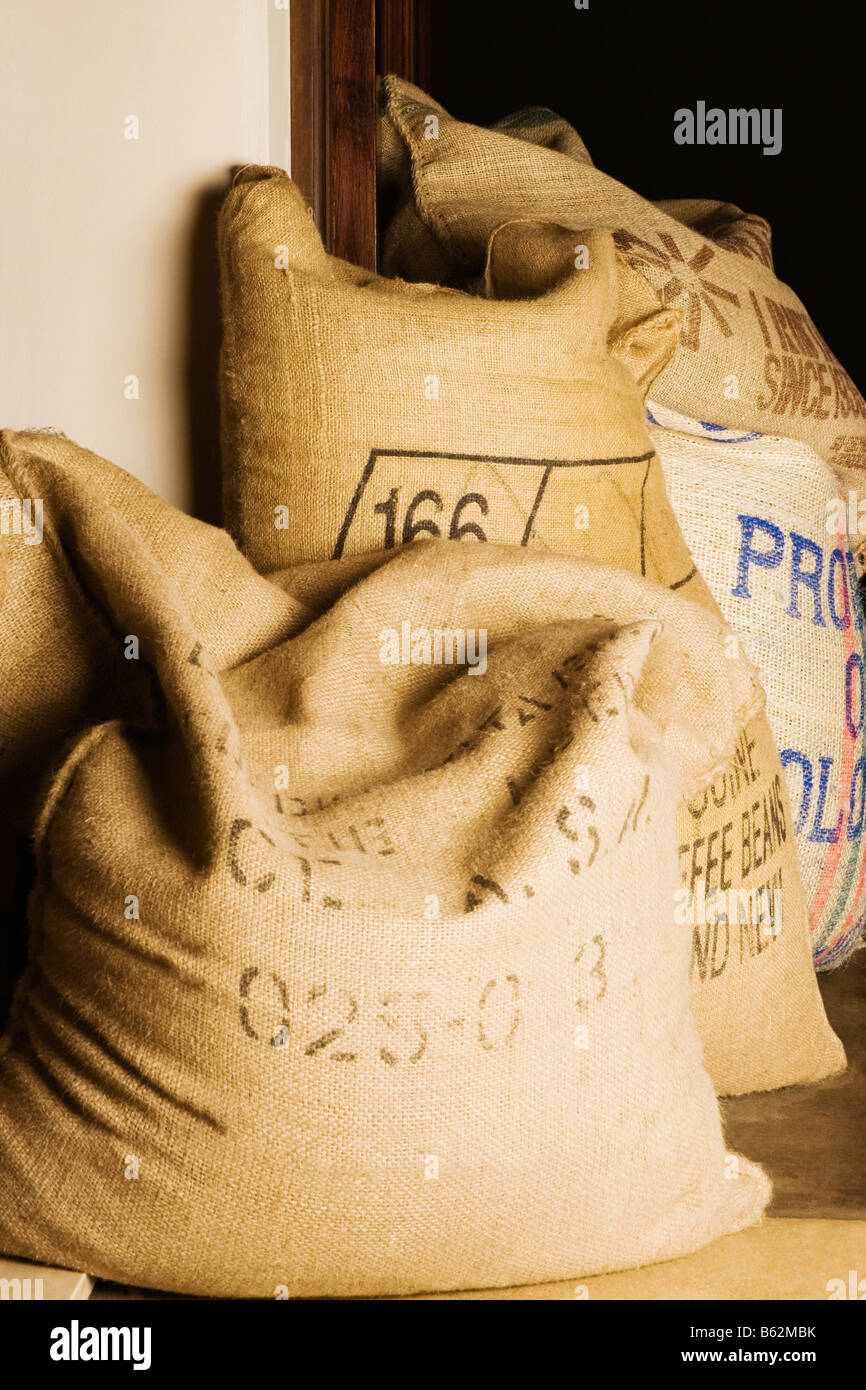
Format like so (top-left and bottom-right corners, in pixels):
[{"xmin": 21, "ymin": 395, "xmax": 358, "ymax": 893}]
[{"xmin": 722, "ymin": 947, "xmax": 866, "ymax": 1221}]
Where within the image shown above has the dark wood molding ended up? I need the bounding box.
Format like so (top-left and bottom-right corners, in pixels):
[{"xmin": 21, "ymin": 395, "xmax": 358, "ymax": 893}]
[
  {"xmin": 329, "ymin": 0, "xmax": 377, "ymax": 269},
  {"xmin": 290, "ymin": 0, "xmax": 328, "ymax": 244},
  {"xmin": 289, "ymin": 0, "xmax": 431, "ymax": 270},
  {"xmin": 377, "ymin": 0, "xmax": 432, "ymax": 92}
]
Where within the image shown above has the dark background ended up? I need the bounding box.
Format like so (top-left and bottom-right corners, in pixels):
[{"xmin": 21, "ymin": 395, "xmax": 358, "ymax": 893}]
[{"xmin": 429, "ymin": 0, "xmax": 864, "ymax": 390}]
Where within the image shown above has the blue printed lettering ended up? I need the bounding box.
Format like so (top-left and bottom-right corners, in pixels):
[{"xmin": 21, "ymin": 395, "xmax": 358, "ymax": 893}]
[
  {"xmin": 731, "ymin": 515, "xmax": 785, "ymax": 600},
  {"xmin": 809, "ymin": 755, "xmax": 844, "ymax": 843},
  {"xmin": 781, "ymin": 749, "xmax": 812, "ymax": 834},
  {"xmin": 848, "ymin": 758, "xmax": 866, "ymax": 840},
  {"xmin": 787, "ymin": 533, "xmax": 826, "ymax": 627},
  {"xmin": 828, "ymin": 548, "xmax": 852, "ymax": 630}
]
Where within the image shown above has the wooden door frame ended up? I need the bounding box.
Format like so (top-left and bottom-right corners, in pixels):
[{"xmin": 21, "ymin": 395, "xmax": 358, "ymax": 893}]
[{"xmin": 290, "ymin": 0, "xmax": 430, "ymax": 269}]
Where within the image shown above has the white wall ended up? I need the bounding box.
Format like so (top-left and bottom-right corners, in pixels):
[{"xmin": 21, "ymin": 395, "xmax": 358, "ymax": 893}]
[{"xmin": 0, "ymin": 1, "xmax": 289, "ymax": 515}]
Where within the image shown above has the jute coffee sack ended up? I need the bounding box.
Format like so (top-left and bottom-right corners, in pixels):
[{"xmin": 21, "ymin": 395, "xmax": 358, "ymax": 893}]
[
  {"xmin": 0, "ymin": 435, "xmax": 771, "ymax": 1296},
  {"xmin": 651, "ymin": 403, "xmax": 866, "ymax": 968},
  {"xmin": 0, "ymin": 430, "xmax": 296, "ymax": 833},
  {"xmin": 379, "ymin": 77, "xmax": 866, "ymax": 543},
  {"xmin": 219, "ymin": 166, "xmax": 704, "ymax": 596},
  {"xmin": 217, "ymin": 170, "xmax": 845, "ymax": 1095}
]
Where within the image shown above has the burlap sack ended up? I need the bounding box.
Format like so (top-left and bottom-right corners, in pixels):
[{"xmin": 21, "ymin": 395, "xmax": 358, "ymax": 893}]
[
  {"xmin": 652, "ymin": 402, "xmax": 866, "ymax": 967},
  {"xmin": 379, "ymin": 77, "xmax": 866, "ymax": 547},
  {"xmin": 217, "ymin": 170, "xmax": 844, "ymax": 1096},
  {"xmin": 0, "ymin": 431, "xmax": 771, "ymax": 1298},
  {"xmin": 219, "ymin": 167, "xmax": 697, "ymax": 590},
  {"xmin": 0, "ymin": 828, "xmax": 22, "ymax": 1026}
]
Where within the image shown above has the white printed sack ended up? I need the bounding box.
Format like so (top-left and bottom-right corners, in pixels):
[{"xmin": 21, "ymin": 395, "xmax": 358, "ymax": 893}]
[{"xmin": 652, "ymin": 402, "xmax": 866, "ymax": 965}]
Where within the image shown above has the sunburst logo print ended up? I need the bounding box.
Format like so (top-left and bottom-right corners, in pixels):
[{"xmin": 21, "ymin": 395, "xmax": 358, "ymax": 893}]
[{"xmin": 613, "ymin": 229, "xmax": 740, "ymax": 351}]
